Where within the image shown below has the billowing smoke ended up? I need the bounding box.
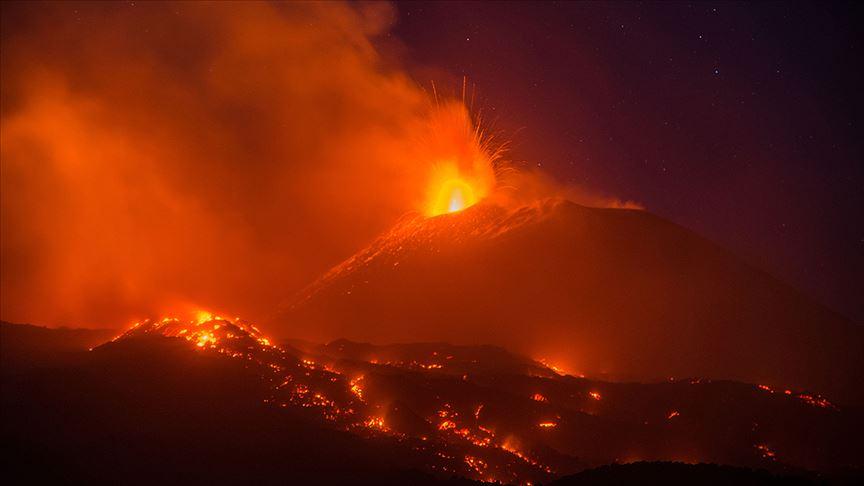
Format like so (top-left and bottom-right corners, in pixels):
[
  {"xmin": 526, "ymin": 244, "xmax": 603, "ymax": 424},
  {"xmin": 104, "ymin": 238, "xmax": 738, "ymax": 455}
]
[
  {"xmin": 0, "ymin": 1, "xmax": 632, "ymax": 329},
  {"xmin": 0, "ymin": 1, "xmax": 451, "ymax": 327}
]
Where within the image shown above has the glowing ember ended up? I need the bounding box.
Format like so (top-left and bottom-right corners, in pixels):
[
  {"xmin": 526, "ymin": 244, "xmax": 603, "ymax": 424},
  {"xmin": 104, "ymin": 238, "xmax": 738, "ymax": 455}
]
[
  {"xmin": 756, "ymin": 384, "xmax": 836, "ymax": 410},
  {"xmin": 502, "ymin": 441, "xmax": 554, "ymax": 474},
  {"xmin": 538, "ymin": 358, "xmax": 566, "ymax": 375},
  {"xmin": 538, "ymin": 421, "xmax": 557, "ymax": 428},
  {"xmin": 464, "ymin": 455, "xmax": 488, "ymax": 475},
  {"xmin": 797, "ymin": 393, "xmax": 835, "ymax": 410},
  {"xmin": 589, "ymin": 391, "xmax": 602, "ymax": 401},
  {"xmin": 196, "ymin": 332, "xmax": 216, "ymax": 348},
  {"xmin": 350, "ymin": 377, "xmax": 365, "ymax": 401},
  {"xmin": 364, "ymin": 417, "xmax": 387, "ymax": 431},
  {"xmin": 532, "ymin": 393, "xmax": 548, "ymax": 402},
  {"xmin": 439, "ymin": 420, "xmax": 457, "ymax": 431},
  {"xmin": 755, "ymin": 444, "xmax": 777, "ymax": 460},
  {"xmin": 667, "ymin": 410, "xmax": 680, "ymax": 419}
]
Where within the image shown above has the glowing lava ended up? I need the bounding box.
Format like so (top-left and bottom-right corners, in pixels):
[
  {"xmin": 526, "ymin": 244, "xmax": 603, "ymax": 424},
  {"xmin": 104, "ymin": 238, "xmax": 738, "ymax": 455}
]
[
  {"xmin": 419, "ymin": 103, "xmax": 499, "ymax": 217},
  {"xmin": 425, "ymin": 164, "xmax": 490, "ymax": 216},
  {"xmin": 92, "ymin": 311, "xmax": 846, "ymax": 484},
  {"xmin": 435, "ymin": 179, "xmax": 476, "ymax": 214}
]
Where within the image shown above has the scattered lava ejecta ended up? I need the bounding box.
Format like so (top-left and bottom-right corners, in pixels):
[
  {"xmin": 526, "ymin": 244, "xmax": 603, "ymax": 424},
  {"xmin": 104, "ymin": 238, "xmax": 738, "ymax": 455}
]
[
  {"xmin": 421, "ymin": 102, "xmax": 501, "ymax": 216},
  {"xmin": 105, "ymin": 312, "xmax": 562, "ymax": 483},
  {"xmin": 97, "ymin": 312, "xmax": 858, "ymax": 483}
]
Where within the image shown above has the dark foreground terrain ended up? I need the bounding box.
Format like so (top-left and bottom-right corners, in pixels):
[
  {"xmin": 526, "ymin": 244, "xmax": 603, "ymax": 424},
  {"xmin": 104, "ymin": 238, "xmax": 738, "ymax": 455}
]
[{"xmin": 2, "ymin": 321, "xmax": 861, "ymax": 485}]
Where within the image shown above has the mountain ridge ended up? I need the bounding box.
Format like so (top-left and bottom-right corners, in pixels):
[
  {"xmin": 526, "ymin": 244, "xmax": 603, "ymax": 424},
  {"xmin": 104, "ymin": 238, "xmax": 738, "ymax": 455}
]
[{"xmin": 277, "ymin": 198, "xmax": 863, "ymax": 405}]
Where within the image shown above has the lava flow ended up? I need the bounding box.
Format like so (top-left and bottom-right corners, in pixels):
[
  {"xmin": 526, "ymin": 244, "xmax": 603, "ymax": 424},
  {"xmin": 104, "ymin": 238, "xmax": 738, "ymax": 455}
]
[
  {"xmin": 88, "ymin": 313, "xmax": 860, "ymax": 484},
  {"xmin": 104, "ymin": 314, "xmax": 561, "ymax": 484}
]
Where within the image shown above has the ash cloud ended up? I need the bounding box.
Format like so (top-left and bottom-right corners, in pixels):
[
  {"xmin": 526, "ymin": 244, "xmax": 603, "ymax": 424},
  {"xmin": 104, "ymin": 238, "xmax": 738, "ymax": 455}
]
[
  {"xmin": 0, "ymin": 1, "xmax": 632, "ymax": 329},
  {"xmin": 0, "ymin": 1, "xmax": 440, "ymax": 326}
]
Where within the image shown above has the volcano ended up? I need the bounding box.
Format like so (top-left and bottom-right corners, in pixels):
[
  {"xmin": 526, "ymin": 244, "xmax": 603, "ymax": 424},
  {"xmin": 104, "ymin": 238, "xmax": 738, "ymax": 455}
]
[{"xmin": 278, "ymin": 198, "xmax": 863, "ymax": 406}]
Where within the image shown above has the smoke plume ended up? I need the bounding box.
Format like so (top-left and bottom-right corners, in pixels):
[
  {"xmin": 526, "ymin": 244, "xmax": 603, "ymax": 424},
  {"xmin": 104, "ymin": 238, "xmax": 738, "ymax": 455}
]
[
  {"xmin": 0, "ymin": 1, "xmax": 452, "ymax": 326},
  {"xmin": 1, "ymin": 1, "xmax": 633, "ymax": 329}
]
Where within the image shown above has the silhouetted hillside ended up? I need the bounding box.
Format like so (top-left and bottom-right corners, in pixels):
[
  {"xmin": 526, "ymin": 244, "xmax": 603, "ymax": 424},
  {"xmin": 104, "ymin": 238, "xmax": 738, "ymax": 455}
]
[
  {"xmin": 550, "ymin": 462, "xmax": 821, "ymax": 486},
  {"xmin": 280, "ymin": 198, "xmax": 864, "ymax": 405},
  {"xmin": 1, "ymin": 330, "xmax": 476, "ymax": 485},
  {"xmin": 1, "ymin": 321, "xmax": 115, "ymax": 369},
  {"xmin": 3, "ymin": 321, "xmax": 860, "ymax": 484}
]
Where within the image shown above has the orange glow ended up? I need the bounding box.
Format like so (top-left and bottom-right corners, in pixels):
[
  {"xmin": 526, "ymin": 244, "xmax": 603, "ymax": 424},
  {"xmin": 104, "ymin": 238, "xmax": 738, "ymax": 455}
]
[
  {"xmin": 667, "ymin": 410, "xmax": 680, "ymax": 419},
  {"xmin": 421, "ymin": 103, "xmax": 499, "ymax": 217},
  {"xmin": 501, "ymin": 440, "xmax": 554, "ymax": 474},
  {"xmin": 797, "ymin": 393, "xmax": 835, "ymax": 409},
  {"xmin": 755, "ymin": 444, "xmax": 777, "ymax": 460},
  {"xmin": 350, "ymin": 377, "xmax": 365, "ymax": 401},
  {"xmin": 438, "ymin": 420, "xmax": 456, "ymax": 431},
  {"xmin": 364, "ymin": 417, "xmax": 386, "ymax": 431},
  {"xmin": 463, "ymin": 455, "xmax": 488, "ymax": 476},
  {"xmin": 532, "ymin": 393, "xmax": 548, "ymax": 402},
  {"xmin": 425, "ymin": 163, "xmax": 492, "ymax": 216},
  {"xmin": 538, "ymin": 421, "xmax": 557, "ymax": 428},
  {"xmin": 431, "ymin": 178, "xmax": 476, "ymax": 214},
  {"xmin": 195, "ymin": 311, "xmax": 214, "ymax": 324},
  {"xmin": 757, "ymin": 384, "xmax": 836, "ymax": 409},
  {"xmin": 538, "ymin": 358, "xmax": 568, "ymax": 376},
  {"xmin": 589, "ymin": 391, "xmax": 602, "ymax": 401},
  {"xmin": 196, "ymin": 332, "xmax": 216, "ymax": 348}
]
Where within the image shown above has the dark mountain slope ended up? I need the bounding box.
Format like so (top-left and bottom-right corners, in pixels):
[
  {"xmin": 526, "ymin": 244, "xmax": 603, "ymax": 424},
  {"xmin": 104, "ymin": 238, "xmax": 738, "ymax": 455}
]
[
  {"xmin": 279, "ymin": 198, "xmax": 863, "ymax": 405},
  {"xmin": 3, "ymin": 322, "xmax": 860, "ymax": 483},
  {"xmin": 1, "ymin": 326, "xmax": 475, "ymax": 485}
]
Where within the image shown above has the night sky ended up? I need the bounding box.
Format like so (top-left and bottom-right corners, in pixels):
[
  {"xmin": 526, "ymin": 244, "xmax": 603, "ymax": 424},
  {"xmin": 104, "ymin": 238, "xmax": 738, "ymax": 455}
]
[{"xmin": 393, "ymin": 1, "xmax": 863, "ymax": 322}]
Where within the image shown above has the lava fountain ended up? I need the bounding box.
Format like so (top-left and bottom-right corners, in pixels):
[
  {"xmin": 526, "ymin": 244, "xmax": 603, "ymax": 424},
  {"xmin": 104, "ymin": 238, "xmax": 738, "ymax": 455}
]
[
  {"xmin": 420, "ymin": 102, "xmax": 501, "ymax": 216},
  {"xmin": 428, "ymin": 170, "xmax": 480, "ymax": 215}
]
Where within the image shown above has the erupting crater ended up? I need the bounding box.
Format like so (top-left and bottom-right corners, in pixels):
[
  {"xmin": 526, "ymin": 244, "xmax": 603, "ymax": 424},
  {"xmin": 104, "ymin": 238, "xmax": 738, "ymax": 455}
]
[
  {"xmin": 434, "ymin": 179, "xmax": 476, "ymax": 214},
  {"xmin": 424, "ymin": 163, "xmax": 493, "ymax": 217},
  {"xmin": 418, "ymin": 102, "xmax": 499, "ymax": 217}
]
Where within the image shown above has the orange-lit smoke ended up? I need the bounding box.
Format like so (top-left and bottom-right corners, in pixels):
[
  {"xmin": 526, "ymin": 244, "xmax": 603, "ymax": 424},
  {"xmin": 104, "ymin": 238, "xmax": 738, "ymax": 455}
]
[
  {"xmin": 489, "ymin": 168, "xmax": 643, "ymax": 212},
  {"xmin": 0, "ymin": 2, "xmax": 498, "ymax": 327}
]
